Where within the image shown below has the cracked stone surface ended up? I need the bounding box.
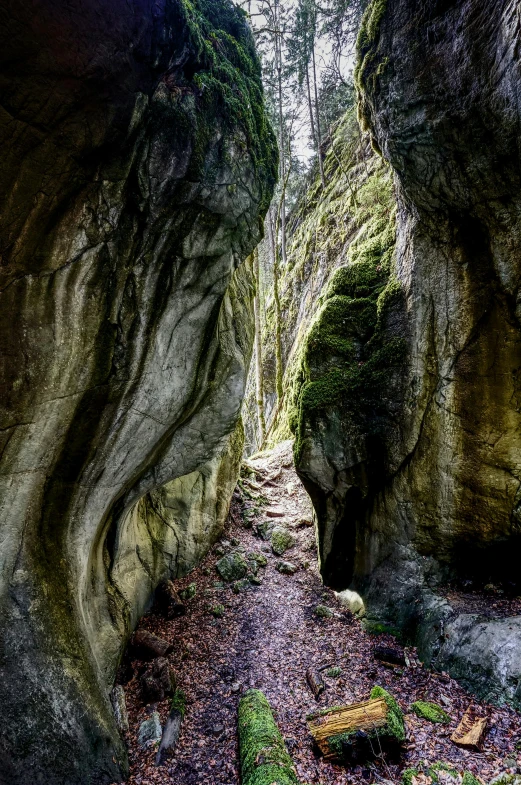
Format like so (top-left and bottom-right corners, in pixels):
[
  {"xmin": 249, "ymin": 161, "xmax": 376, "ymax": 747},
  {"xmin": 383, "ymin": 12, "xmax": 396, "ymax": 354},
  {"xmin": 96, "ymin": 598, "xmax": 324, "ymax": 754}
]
[
  {"xmin": 294, "ymin": 0, "xmax": 521, "ymax": 703},
  {"xmin": 0, "ymin": 1, "xmax": 275, "ymax": 783}
]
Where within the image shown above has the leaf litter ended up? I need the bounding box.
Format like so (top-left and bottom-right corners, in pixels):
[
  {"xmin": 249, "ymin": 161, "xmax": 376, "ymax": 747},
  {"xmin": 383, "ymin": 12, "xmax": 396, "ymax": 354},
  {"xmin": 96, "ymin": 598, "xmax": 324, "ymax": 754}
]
[{"xmin": 113, "ymin": 441, "xmax": 521, "ymax": 785}]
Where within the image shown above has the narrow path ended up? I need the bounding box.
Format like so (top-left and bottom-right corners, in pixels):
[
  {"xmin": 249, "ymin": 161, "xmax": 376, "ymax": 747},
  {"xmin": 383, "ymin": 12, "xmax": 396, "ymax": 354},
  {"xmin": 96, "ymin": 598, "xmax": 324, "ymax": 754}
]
[{"xmin": 122, "ymin": 442, "xmax": 521, "ymax": 785}]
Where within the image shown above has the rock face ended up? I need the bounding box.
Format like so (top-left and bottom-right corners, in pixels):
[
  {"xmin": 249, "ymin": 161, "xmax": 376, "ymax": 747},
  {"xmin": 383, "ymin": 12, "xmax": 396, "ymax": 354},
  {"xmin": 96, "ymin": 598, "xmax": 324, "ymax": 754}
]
[
  {"xmin": 0, "ymin": 1, "xmax": 276, "ymax": 783},
  {"xmin": 294, "ymin": 0, "xmax": 521, "ymax": 701}
]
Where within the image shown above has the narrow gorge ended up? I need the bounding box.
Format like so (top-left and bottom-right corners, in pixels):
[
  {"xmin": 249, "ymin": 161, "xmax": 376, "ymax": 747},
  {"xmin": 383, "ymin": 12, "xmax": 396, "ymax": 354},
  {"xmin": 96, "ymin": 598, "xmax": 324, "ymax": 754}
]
[{"xmin": 1, "ymin": 0, "xmax": 521, "ymax": 784}]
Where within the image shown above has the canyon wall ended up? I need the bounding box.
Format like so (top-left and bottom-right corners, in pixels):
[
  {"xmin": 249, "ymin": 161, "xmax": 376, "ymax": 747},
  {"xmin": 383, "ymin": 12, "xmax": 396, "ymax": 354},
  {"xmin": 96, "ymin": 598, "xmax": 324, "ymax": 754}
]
[
  {"xmin": 294, "ymin": 0, "xmax": 521, "ymax": 703},
  {"xmin": 0, "ymin": 1, "xmax": 276, "ymax": 782}
]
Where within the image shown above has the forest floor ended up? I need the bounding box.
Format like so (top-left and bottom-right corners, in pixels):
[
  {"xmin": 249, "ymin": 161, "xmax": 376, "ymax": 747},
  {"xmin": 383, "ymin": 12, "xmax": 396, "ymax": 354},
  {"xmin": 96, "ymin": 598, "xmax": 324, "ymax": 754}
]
[{"xmin": 119, "ymin": 441, "xmax": 521, "ymax": 785}]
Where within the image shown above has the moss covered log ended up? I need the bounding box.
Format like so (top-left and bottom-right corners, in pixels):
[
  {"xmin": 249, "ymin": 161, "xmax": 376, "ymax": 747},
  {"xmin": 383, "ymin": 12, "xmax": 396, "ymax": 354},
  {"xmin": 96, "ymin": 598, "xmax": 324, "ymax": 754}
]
[{"xmin": 238, "ymin": 690, "xmax": 300, "ymax": 785}]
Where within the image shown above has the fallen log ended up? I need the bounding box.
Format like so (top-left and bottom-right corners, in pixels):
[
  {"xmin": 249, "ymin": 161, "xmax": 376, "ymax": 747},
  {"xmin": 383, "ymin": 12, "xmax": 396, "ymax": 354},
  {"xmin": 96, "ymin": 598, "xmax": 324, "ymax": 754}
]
[
  {"xmin": 307, "ymin": 686, "xmax": 405, "ymax": 764},
  {"xmin": 155, "ymin": 690, "xmax": 186, "ymax": 766},
  {"xmin": 155, "ymin": 580, "xmax": 186, "ymax": 619},
  {"xmin": 131, "ymin": 629, "xmax": 173, "ymax": 661},
  {"xmin": 451, "ymin": 709, "xmax": 487, "ymax": 750},
  {"xmin": 238, "ymin": 689, "xmax": 299, "ymax": 785},
  {"xmin": 374, "ymin": 645, "xmax": 406, "ymax": 667},
  {"xmin": 307, "ymin": 669, "xmax": 325, "ymax": 699}
]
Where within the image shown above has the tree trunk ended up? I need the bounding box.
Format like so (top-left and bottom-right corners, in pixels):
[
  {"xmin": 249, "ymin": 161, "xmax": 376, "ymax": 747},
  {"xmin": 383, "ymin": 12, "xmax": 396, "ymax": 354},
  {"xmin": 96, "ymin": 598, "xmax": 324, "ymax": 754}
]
[
  {"xmin": 253, "ymin": 248, "xmax": 266, "ymax": 447},
  {"xmin": 312, "ymin": 44, "xmax": 326, "ymax": 190},
  {"xmin": 305, "ymin": 63, "xmax": 317, "ymax": 151}
]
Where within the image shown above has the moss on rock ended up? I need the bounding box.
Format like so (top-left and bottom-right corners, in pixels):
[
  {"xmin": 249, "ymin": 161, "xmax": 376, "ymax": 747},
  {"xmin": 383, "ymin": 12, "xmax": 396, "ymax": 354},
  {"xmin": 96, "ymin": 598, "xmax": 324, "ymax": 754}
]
[
  {"xmin": 238, "ymin": 689, "xmax": 299, "ymax": 785},
  {"xmin": 355, "ymin": 0, "xmax": 389, "ymax": 133},
  {"xmin": 270, "ymin": 526, "xmax": 295, "ymax": 556},
  {"xmin": 291, "ymin": 160, "xmax": 406, "ymax": 465},
  {"xmin": 216, "ymin": 551, "xmax": 249, "ymax": 582},
  {"xmin": 175, "ymin": 0, "xmax": 277, "ymax": 203},
  {"xmin": 248, "ymin": 552, "xmax": 268, "ymax": 567},
  {"xmin": 179, "ymin": 583, "xmax": 197, "ymax": 601},
  {"xmin": 314, "ymin": 605, "xmax": 334, "ymax": 618},
  {"xmin": 410, "ymin": 701, "xmax": 451, "ymax": 724}
]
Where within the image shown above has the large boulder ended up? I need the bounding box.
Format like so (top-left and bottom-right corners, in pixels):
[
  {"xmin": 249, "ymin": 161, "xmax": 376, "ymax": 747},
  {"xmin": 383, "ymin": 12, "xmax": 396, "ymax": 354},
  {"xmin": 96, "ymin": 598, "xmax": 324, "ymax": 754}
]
[
  {"xmin": 294, "ymin": 0, "xmax": 521, "ymax": 701},
  {"xmin": 0, "ymin": 0, "xmax": 276, "ymax": 783}
]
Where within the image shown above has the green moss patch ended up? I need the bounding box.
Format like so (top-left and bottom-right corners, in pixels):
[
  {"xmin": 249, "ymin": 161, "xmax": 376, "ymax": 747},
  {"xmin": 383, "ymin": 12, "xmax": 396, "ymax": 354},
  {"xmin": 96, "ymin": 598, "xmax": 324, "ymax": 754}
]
[
  {"xmin": 411, "ymin": 701, "xmax": 451, "ymax": 724},
  {"xmin": 166, "ymin": 0, "xmax": 277, "ymax": 205},
  {"xmin": 216, "ymin": 551, "xmax": 248, "ymax": 582},
  {"xmin": 291, "ymin": 158, "xmax": 406, "ymax": 465},
  {"xmin": 270, "ymin": 526, "xmax": 295, "ymax": 556},
  {"xmin": 370, "ymin": 686, "xmax": 405, "ymax": 742},
  {"xmin": 210, "ymin": 604, "xmax": 225, "ymax": 618},
  {"xmin": 179, "ymin": 583, "xmax": 197, "ymax": 601},
  {"xmin": 326, "ymin": 667, "xmax": 342, "ymax": 678},
  {"xmin": 170, "ymin": 688, "xmax": 187, "ymax": 718},
  {"xmin": 403, "ymin": 768, "xmax": 420, "ymax": 785},
  {"xmin": 238, "ymin": 689, "xmax": 299, "ymax": 785},
  {"xmin": 314, "ymin": 605, "xmax": 334, "ymax": 618},
  {"xmin": 248, "ymin": 552, "xmax": 268, "ymax": 567}
]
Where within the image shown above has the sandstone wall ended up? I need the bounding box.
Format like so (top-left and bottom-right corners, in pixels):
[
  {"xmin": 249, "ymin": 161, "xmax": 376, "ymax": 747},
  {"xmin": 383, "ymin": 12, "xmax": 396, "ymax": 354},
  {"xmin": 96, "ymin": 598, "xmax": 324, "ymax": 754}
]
[
  {"xmin": 294, "ymin": 0, "xmax": 521, "ymax": 703},
  {"xmin": 0, "ymin": 1, "xmax": 275, "ymax": 782}
]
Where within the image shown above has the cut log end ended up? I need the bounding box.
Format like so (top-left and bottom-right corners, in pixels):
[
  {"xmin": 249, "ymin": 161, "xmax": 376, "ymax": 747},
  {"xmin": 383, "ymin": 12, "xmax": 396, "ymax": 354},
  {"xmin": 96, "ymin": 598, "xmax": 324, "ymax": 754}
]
[{"xmin": 451, "ymin": 710, "xmax": 487, "ymax": 750}]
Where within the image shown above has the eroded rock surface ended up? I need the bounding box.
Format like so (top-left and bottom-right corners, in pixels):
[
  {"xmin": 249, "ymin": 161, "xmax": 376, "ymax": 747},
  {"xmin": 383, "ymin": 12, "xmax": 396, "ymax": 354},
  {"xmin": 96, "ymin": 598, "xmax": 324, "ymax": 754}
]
[
  {"xmin": 0, "ymin": 0, "xmax": 275, "ymax": 782},
  {"xmin": 294, "ymin": 0, "xmax": 521, "ymax": 702}
]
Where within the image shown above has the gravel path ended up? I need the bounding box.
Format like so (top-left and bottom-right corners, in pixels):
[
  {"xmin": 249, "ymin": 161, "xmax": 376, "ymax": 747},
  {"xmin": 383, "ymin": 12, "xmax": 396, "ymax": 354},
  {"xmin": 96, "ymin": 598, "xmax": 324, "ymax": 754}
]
[{"xmin": 119, "ymin": 442, "xmax": 521, "ymax": 785}]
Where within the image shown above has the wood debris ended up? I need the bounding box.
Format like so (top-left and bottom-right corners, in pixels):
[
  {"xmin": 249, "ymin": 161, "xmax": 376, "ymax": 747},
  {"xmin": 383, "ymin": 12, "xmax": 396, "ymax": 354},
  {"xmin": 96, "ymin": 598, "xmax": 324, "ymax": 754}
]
[
  {"xmin": 306, "ymin": 668, "xmax": 325, "ymax": 699},
  {"xmin": 451, "ymin": 709, "xmax": 488, "ymax": 750},
  {"xmin": 307, "ymin": 696, "xmax": 389, "ymax": 760}
]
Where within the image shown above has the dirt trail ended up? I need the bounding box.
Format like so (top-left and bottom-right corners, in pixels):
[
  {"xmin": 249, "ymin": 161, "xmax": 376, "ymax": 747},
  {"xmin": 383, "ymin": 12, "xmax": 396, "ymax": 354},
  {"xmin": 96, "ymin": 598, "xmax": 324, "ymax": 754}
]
[{"xmin": 121, "ymin": 442, "xmax": 521, "ymax": 785}]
